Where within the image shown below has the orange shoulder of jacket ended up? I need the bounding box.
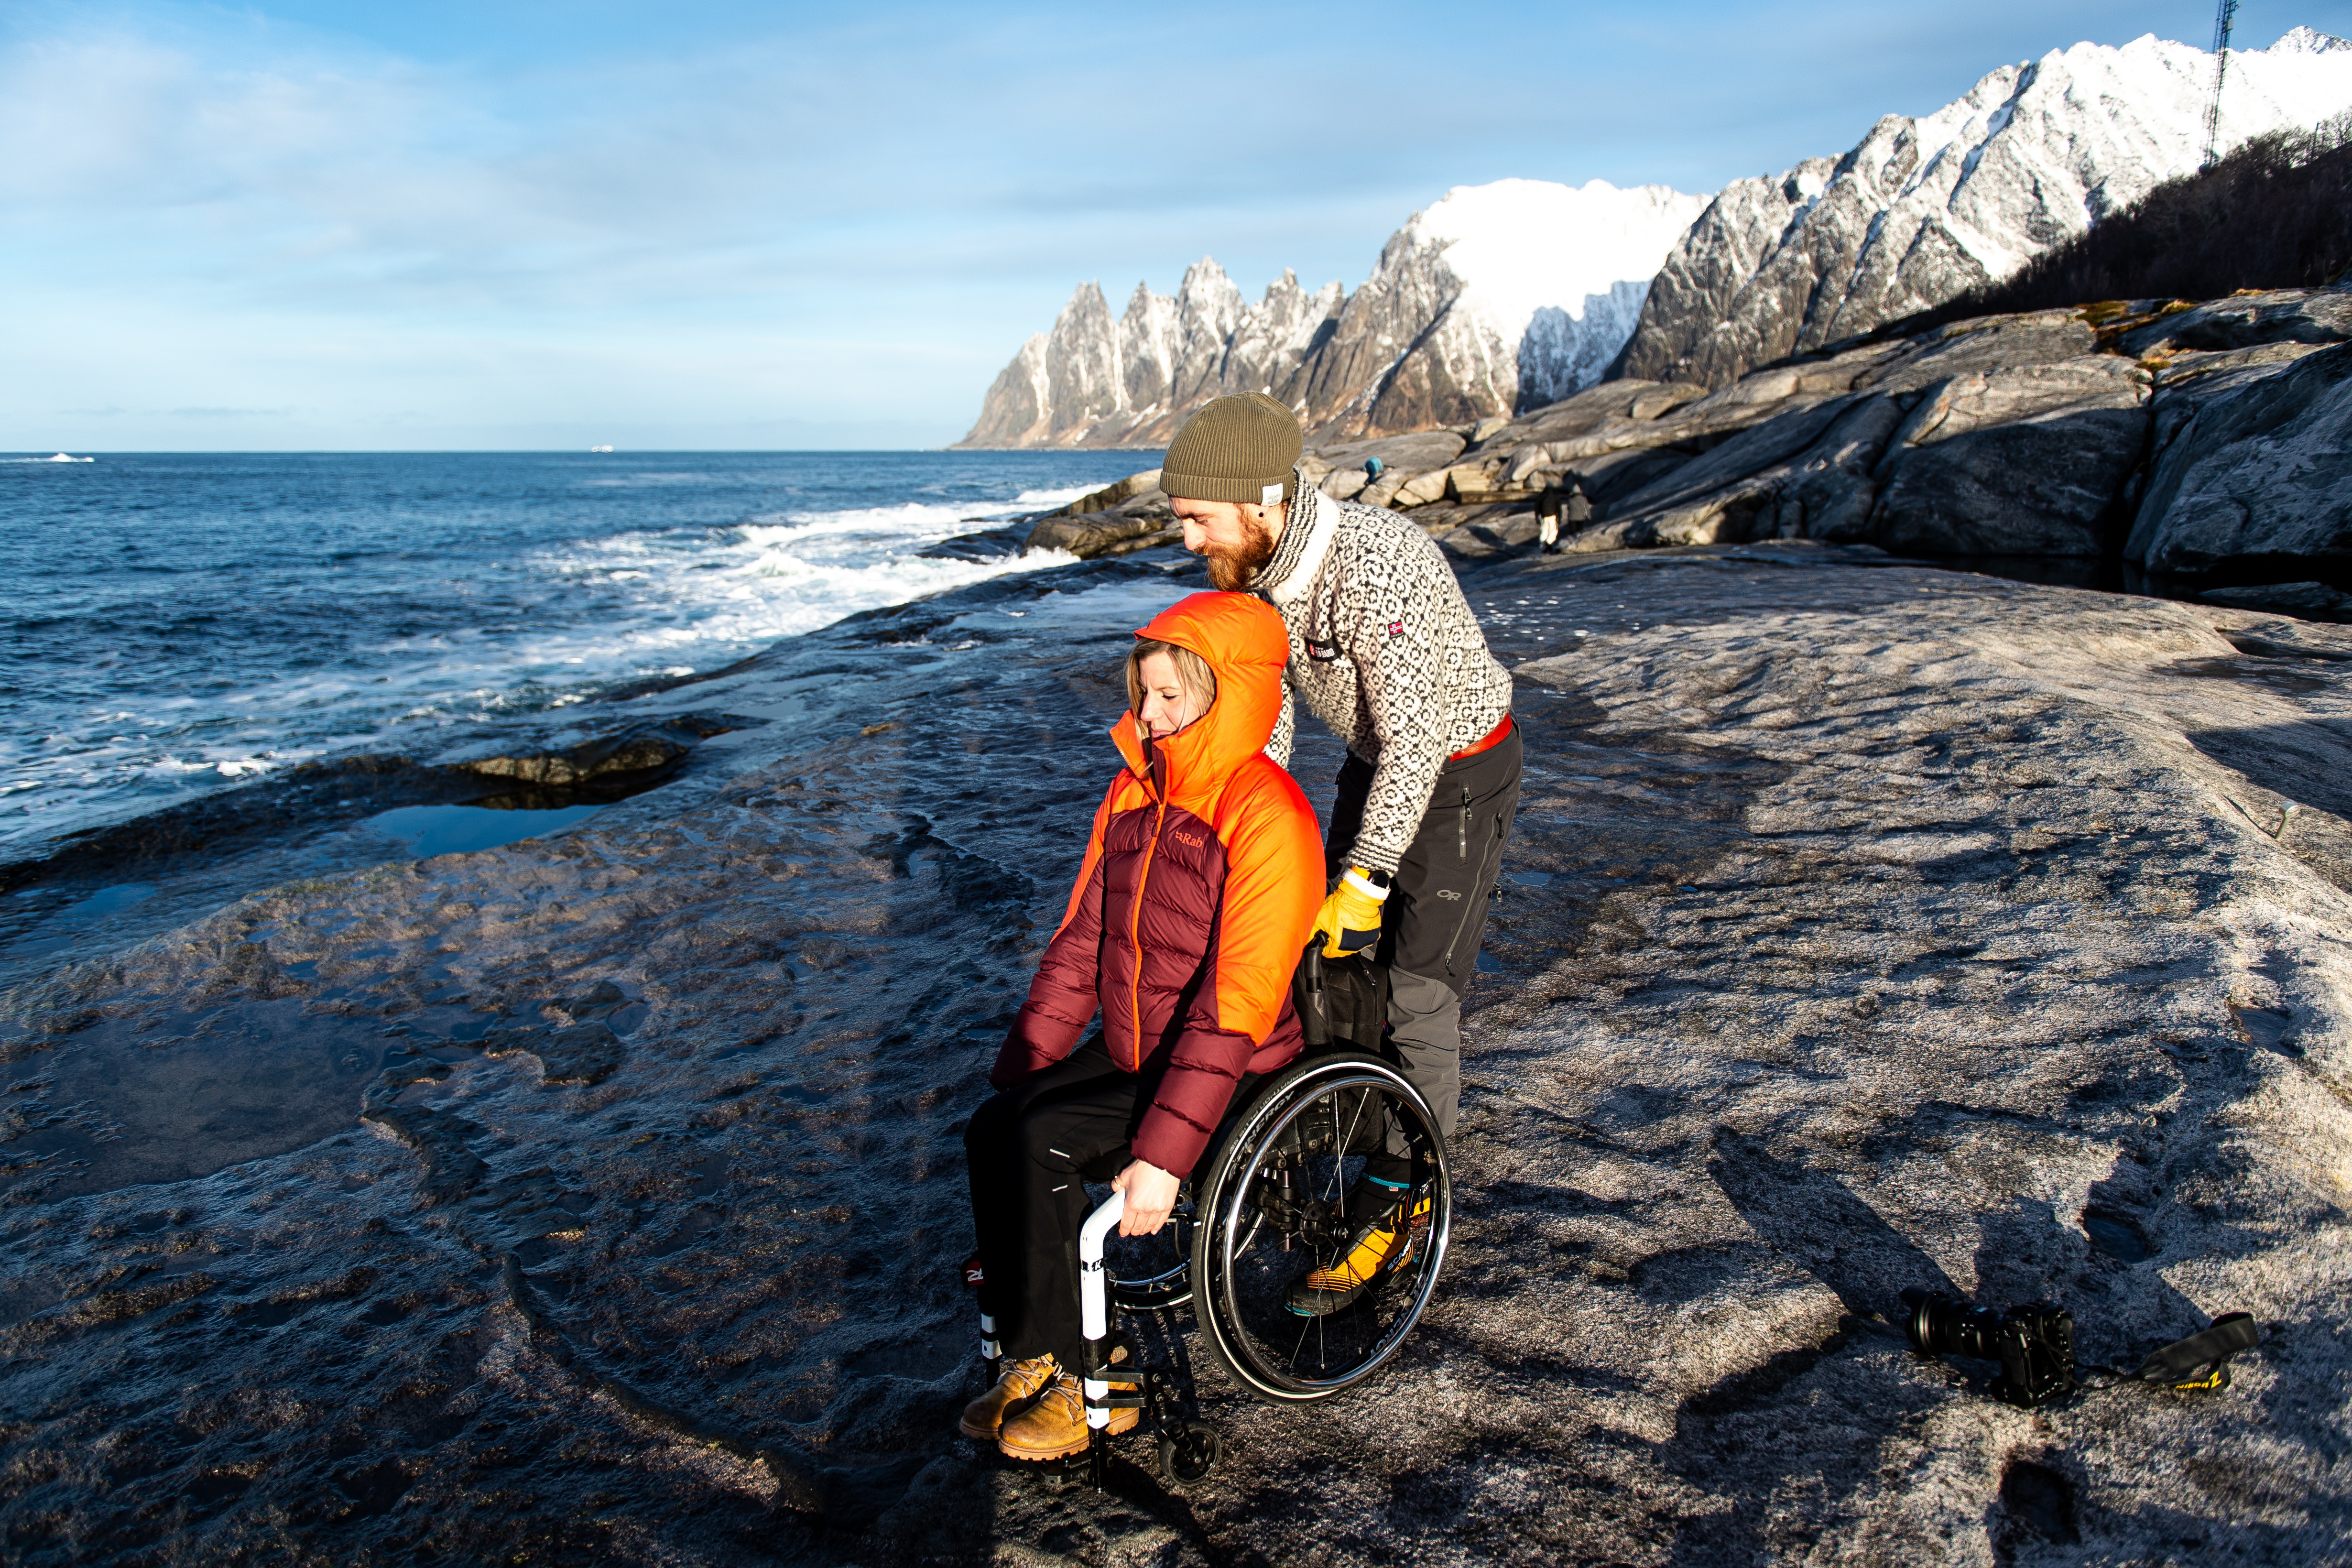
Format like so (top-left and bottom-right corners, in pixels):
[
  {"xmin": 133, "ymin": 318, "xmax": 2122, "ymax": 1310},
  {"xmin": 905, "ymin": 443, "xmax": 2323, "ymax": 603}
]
[
  {"xmin": 1212, "ymin": 752, "xmax": 1317, "ymax": 839},
  {"xmin": 1208, "ymin": 756, "xmax": 1325, "ymax": 1043}
]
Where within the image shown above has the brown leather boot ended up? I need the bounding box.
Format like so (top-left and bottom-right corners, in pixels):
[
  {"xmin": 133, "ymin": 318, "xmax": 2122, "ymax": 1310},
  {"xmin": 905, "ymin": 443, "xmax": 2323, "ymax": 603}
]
[
  {"xmin": 957, "ymin": 1353, "xmax": 1059, "ymax": 1441},
  {"xmin": 994, "ymin": 1370, "xmax": 1138, "ymax": 1461}
]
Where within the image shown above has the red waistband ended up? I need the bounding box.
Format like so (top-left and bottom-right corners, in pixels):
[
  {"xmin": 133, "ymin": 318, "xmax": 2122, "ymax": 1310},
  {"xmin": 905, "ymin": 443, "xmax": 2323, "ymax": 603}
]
[{"xmin": 1451, "ymin": 711, "xmax": 1514, "ymax": 761}]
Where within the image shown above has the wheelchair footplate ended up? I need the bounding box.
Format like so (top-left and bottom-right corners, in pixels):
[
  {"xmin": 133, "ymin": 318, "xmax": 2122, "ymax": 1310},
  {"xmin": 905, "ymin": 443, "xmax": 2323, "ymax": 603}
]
[{"xmin": 1078, "ymin": 1329, "xmax": 1221, "ymax": 1489}]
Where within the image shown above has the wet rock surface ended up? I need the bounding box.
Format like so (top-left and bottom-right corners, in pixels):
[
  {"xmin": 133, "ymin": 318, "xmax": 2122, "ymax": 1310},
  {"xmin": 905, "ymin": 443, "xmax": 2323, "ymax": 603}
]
[
  {"xmin": 0, "ymin": 714, "xmax": 760, "ymax": 995},
  {"xmin": 3, "ymin": 544, "xmax": 2351, "ymax": 1563}
]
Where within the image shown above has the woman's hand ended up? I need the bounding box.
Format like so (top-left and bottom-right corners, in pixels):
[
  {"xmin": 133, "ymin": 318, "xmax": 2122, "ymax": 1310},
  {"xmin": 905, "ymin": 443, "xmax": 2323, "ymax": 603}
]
[{"xmin": 1112, "ymin": 1159, "xmax": 1180, "ymax": 1237}]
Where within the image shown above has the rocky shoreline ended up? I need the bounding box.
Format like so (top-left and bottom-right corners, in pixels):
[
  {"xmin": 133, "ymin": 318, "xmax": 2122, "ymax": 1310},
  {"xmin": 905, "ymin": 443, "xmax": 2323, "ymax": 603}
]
[
  {"xmin": 2, "ymin": 532, "xmax": 2349, "ymax": 1563},
  {"xmin": 1021, "ymin": 287, "xmax": 2352, "ymax": 613}
]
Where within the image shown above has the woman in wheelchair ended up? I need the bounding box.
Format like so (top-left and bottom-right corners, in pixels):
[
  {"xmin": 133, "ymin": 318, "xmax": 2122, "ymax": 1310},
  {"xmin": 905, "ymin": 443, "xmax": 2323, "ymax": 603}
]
[{"xmin": 958, "ymin": 591, "xmax": 1325, "ymax": 1462}]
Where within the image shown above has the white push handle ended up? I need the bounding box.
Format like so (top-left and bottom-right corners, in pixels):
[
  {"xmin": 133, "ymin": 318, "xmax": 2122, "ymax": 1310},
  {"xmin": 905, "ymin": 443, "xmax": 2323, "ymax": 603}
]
[
  {"xmin": 1078, "ymin": 1191, "xmax": 1124, "ymax": 1428},
  {"xmin": 1078, "ymin": 1190, "xmax": 1123, "ymax": 1342}
]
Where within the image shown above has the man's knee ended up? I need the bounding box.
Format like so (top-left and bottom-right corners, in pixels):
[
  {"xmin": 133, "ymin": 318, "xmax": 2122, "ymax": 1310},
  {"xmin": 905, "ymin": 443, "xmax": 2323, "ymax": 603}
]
[
  {"xmin": 1387, "ymin": 968, "xmax": 1463, "ymax": 1133},
  {"xmin": 1388, "ymin": 967, "xmax": 1463, "ymax": 1048}
]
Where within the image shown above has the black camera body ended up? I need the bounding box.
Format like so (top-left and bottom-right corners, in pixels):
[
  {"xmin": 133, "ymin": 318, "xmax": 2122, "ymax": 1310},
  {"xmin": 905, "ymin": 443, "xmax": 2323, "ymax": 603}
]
[{"xmin": 1901, "ymin": 1289, "xmax": 2076, "ymax": 1407}]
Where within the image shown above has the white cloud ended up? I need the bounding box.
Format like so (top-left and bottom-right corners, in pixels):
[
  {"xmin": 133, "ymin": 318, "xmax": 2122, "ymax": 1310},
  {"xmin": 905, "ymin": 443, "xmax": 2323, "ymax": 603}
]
[{"xmin": 0, "ymin": 0, "xmax": 2294, "ymax": 448}]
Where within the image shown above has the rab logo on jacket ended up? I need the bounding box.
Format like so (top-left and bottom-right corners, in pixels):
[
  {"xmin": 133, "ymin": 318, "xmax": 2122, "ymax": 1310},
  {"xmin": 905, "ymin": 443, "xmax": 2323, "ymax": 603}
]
[{"xmin": 1172, "ymin": 829, "xmax": 1206, "ymax": 848}]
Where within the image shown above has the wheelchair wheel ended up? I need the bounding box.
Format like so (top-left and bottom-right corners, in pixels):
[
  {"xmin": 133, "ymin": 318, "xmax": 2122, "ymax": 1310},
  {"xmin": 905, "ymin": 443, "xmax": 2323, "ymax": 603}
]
[{"xmin": 1188, "ymin": 1051, "xmax": 1450, "ymax": 1404}]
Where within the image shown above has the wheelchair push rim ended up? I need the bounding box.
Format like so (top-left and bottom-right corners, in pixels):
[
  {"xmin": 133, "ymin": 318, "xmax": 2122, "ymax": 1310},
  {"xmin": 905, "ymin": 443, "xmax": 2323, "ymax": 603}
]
[
  {"xmin": 1189, "ymin": 1054, "xmax": 1451, "ymax": 1404},
  {"xmin": 1104, "ymin": 1194, "xmax": 1195, "ymax": 1312}
]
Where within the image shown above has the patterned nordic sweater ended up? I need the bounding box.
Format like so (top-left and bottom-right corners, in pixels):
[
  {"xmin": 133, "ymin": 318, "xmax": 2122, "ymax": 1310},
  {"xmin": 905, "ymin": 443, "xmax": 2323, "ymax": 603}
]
[{"xmin": 1252, "ymin": 479, "xmax": 1512, "ymax": 875}]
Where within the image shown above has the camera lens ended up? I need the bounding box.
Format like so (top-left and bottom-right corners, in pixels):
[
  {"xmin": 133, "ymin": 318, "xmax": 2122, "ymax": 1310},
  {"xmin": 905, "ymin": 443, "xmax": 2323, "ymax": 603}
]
[{"xmin": 1900, "ymin": 1288, "xmax": 2005, "ymax": 1361}]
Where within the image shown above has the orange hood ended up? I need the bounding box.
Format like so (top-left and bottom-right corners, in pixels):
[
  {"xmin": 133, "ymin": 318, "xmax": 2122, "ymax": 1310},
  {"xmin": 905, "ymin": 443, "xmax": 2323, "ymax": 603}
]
[{"xmin": 1111, "ymin": 591, "xmax": 1290, "ymax": 811}]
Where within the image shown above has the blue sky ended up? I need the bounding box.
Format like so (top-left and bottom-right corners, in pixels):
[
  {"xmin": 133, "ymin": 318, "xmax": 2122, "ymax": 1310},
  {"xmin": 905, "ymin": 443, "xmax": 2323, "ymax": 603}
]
[{"xmin": 4, "ymin": 0, "xmax": 2344, "ymax": 450}]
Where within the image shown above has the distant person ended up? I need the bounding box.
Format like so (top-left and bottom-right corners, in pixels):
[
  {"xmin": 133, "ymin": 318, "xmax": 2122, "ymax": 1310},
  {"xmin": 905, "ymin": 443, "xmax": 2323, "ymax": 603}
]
[
  {"xmin": 958, "ymin": 592, "xmax": 1323, "ymax": 1462},
  {"xmin": 1161, "ymin": 393, "xmax": 1519, "ymax": 1315},
  {"xmin": 1538, "ymin": 478, "xmax": 1591, "ymax": 554}
]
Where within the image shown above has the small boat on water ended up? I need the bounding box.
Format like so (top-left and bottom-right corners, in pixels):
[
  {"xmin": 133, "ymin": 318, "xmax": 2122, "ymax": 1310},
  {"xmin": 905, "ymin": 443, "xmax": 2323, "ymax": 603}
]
[{"xmin": 589, "ymin": 445, "xmax": 615, "ymax": 453}]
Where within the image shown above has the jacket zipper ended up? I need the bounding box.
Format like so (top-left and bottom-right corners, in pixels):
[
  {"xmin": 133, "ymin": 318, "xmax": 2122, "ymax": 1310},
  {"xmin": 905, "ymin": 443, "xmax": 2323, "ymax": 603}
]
[{"xmin": 1127, "ymin": 787, "xmax": 1170, "ymax": 1073}]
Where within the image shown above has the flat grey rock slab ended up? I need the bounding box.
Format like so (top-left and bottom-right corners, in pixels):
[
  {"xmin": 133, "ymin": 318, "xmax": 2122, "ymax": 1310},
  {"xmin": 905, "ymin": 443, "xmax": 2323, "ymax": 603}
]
[{"xmin": 2, "ymin": 547, "xmax": 2349, "ymax": 1564}]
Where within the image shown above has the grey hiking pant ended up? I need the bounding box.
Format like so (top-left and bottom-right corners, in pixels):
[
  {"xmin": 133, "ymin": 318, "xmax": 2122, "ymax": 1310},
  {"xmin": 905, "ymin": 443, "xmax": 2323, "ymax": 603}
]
[{"xmin": 1325, "ymin": 725, "xmax": 1522, "ymax": 1136}]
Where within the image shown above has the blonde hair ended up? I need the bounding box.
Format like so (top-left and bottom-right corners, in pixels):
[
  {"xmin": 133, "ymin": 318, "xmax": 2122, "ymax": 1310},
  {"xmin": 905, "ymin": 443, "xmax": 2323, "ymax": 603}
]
[{"xmin": 1125, "ymin": 638, "xmax": 1217, "ymax": 719}]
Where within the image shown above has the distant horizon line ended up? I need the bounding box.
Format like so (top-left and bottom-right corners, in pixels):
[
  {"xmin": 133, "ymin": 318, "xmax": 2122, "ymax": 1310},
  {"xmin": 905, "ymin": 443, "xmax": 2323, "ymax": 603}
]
[{"xmin": 1, "ymin": 446, "xmax": 1173, "ymax": 457}]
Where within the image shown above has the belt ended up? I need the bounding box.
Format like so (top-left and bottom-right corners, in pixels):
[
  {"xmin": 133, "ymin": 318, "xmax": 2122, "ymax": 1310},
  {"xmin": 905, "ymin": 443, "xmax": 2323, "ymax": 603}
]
[{"xmin": 1450, "ymin": 711, "xmax": 1514, "ymax": 761}]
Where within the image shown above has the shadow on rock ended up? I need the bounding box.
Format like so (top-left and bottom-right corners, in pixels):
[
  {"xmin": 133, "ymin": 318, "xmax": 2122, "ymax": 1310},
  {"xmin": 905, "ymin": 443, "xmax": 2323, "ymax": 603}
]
[
  {"xmin": 1709, "ymin": 1130, "xmax": 1963, "ymax": 1318},
  {"xmin": 2186, "ymin": 718, "xmax": 2352, "ymax": 820}
]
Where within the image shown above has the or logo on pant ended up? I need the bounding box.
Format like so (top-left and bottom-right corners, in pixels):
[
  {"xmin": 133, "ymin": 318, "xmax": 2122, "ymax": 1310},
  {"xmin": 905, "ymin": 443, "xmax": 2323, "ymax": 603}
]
[{"xmin": 1434, "ymin": 888, "xmax": 1463, "ymax": 900}]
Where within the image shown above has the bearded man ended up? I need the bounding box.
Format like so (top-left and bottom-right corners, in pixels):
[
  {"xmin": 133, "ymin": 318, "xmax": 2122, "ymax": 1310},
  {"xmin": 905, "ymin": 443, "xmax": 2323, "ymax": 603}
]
[{"xmin": 1159, "ymin": 393, "xmax": 1520, "ymax": 1316}]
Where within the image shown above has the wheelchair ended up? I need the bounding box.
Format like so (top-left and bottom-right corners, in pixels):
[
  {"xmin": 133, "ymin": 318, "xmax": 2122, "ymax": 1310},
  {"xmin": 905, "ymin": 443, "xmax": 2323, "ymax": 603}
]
[{"xmin": 974, "ymin": 953, "xmax": 1452, "ymax": 1488}]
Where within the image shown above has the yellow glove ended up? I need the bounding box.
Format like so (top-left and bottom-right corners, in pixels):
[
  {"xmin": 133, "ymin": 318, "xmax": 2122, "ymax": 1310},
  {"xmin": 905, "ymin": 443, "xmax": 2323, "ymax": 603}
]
[{"xmin": 1316, "ymin": 867, "xmax": 1390, "ymax": 958}]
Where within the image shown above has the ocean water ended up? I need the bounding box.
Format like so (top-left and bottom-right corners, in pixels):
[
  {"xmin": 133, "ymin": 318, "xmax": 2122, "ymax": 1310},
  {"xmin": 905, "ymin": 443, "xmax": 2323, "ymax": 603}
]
[{"xmin": 0, "ymin": 450, "xmax": 1160, "ymax": 857}]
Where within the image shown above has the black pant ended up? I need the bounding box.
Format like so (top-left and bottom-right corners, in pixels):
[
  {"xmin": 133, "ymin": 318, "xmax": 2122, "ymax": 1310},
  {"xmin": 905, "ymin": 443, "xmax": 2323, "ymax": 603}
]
[
  {"xmin": 1325, "ymin": 727, "xmax": 1523, "ymax": 1137},
  {"xmin": 963, "ymin": 1043, "xmax": 1159, "ymax": 1368}
]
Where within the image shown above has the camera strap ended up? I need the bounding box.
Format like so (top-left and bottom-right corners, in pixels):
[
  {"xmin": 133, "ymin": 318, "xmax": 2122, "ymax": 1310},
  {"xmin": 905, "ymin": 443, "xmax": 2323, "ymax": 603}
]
[{"xmin": 2081, "ymin": 1312, "xmax": 2260, "ymax": 1393}]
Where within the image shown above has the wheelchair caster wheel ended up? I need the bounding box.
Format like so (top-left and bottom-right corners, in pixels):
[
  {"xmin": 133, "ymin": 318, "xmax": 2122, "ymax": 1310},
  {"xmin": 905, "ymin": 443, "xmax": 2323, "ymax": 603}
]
[{"xmin": 1157, "ymin": 1420, "xmax": 1220, "ymax": 1483}]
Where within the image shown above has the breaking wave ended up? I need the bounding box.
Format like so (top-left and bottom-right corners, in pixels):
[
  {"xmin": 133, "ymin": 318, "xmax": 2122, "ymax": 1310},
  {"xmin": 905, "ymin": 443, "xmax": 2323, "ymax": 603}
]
[{"xmin": 0, "ymin": 453, "xmax": 1153, "ymax": 851}]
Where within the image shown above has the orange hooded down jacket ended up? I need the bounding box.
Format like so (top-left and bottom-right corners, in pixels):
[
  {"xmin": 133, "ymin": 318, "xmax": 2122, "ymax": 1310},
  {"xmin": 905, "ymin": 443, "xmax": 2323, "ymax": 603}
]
[{"xmin": 992, "ymin": 591, "xmax": 1325, "ymax": 1177}]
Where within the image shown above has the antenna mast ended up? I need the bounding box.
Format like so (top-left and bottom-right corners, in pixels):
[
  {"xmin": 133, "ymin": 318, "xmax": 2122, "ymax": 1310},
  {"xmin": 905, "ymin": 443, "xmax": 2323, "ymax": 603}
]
[{"xmin": 2203, "ymin": 0, "xmax": 2240, "ymax": 167}]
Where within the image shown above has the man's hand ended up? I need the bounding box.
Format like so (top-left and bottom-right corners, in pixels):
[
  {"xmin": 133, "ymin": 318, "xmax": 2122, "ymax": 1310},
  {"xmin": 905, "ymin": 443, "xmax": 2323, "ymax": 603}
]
[
  {"xmin": 1112, "ymin": 1159, "xmax": 1181, "ymax": 1237},
  {"xmin": 1315, "ymin": 867, "xmax": 1389, "ymax": 958}
]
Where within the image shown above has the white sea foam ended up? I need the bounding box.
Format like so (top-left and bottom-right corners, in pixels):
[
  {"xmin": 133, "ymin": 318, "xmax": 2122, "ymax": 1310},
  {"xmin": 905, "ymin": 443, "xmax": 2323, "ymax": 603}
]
[
  {"xmin": 0, "ymin": 461, "xmax": 1145, "ymax": 853},
  {"xmin": 514, "ymin": 490, "xmax": 1090, "ymax": 665}
]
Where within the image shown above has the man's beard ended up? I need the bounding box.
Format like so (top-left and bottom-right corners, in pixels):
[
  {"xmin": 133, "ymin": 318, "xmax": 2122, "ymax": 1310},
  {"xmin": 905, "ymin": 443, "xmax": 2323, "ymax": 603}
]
[{"xmin": 1202, "ymin": 513, "xmax": 1279, "ymax": 591}]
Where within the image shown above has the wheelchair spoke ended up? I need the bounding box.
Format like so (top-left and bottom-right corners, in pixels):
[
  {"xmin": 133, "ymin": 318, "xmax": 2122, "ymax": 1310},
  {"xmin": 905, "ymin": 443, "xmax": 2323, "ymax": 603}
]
[
  {"xmin": 1287, "ymin": 1295, "xmax": 1320, "ymax": 1369},
  {"xmin": 1333, "ymin": 1089, "xmax": 1370, "ymax": 1191}
]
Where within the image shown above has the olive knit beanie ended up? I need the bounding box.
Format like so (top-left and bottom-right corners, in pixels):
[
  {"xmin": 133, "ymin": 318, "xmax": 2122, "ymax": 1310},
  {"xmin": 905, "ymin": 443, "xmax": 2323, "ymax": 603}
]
[{"xmin": 1161, "ymin": 393, "xmax": 1302, "ymax": 506}]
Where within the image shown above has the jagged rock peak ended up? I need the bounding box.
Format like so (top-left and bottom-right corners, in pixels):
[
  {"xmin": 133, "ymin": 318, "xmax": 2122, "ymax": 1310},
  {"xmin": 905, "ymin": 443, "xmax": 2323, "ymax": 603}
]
[
  {"xmin": 956, "ymin": 177, "xmax": 1707, "ymax": 449},
  {"xmin": 955, "ymin": 259, "xmax": 1347, "ymax": 449},
  {"xmin": 1612, "ymin": 29, "xmax": 2352, "ymax": 389},
  {"xmin": 2275, "ymin": 24, "xmax": 2352, "ymax": 53}
]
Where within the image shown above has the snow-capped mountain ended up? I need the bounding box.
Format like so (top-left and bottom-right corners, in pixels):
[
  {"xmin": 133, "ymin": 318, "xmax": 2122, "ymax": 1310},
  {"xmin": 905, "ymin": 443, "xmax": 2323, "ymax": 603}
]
[
  {"xmin": 956, "ymin": 178, "xmax": 1706, "ymax": 448},
  {"xmin": 1296, "ymin": 179, "xmax": 1710, "ymax": 440},
  {"xmin": 959, "ymin": 28, "xmax": 2352, "ymax": 447},
  {"xmin": 1615, "ymin": 28, "xmax": 2352, "ymax": 388}
]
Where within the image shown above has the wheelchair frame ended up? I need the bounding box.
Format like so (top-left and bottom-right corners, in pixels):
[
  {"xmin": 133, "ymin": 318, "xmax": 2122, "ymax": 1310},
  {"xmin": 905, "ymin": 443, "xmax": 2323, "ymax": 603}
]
[{"xmin": 975, "ymin": 1048, "xmax": 1451, "ymax": 1490}]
